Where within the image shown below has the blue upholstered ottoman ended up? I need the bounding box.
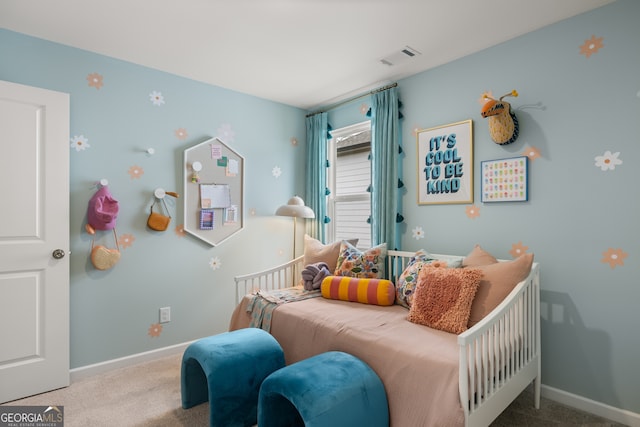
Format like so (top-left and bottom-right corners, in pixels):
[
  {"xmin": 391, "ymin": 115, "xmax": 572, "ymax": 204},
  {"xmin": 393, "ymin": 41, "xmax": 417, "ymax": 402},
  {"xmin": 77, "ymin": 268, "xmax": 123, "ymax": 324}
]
[
  {"xmin": 181, "ymin": 328, "xmax": 285, "ymax": 427},
  {"xmin": 258, "ymin": 351, "xmax": 389, "ymax": 427}
]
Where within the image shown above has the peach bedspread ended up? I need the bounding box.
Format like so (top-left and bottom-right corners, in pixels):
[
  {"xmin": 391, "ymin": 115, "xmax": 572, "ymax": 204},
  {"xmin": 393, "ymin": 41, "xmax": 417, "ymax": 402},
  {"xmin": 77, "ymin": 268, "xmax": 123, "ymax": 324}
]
[{"xmin": 229, "ymin": 296, "xmax": 465, "ymax": 427}]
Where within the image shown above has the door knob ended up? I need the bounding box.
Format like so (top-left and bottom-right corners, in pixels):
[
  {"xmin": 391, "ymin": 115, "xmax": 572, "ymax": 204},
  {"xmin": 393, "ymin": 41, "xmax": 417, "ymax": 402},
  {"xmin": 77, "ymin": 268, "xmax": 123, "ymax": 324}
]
[{"xmin": 52, "ymin": 249, "xmax": 66, "ymax": 259}]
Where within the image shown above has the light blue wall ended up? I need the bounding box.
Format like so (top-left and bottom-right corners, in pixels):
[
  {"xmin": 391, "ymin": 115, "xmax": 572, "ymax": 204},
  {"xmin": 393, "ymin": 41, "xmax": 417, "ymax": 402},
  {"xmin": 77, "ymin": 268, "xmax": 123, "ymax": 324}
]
[
  {"xmin": 327, "ymin": 0, "xmax": 639, "ymax": 414},
  {"xmin": 1, "ymin": 0, "xmax": 638, "ymax": 416},
  {"xmin": 0, "ymin": 29, "xmax": 306, "ymax": 368}
]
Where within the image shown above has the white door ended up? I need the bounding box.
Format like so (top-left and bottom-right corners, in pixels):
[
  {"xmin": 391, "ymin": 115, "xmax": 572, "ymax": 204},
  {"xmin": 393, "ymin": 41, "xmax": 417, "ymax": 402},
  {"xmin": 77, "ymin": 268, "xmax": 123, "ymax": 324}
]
[{"xmin": 0, "ymin": 80, "xmax": 70, "ymax": 403}]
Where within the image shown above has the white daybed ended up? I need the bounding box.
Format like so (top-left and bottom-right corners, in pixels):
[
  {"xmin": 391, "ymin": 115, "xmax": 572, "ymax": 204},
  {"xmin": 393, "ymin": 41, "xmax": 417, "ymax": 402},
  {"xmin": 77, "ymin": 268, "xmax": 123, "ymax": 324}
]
[{"xmin": 230, "ymin": 249, "xmax": 541, "ymax": 427}]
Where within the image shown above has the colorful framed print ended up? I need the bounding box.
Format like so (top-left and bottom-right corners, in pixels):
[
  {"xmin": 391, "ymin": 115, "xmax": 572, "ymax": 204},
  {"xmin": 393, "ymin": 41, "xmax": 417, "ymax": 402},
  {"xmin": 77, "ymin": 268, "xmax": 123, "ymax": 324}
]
[
  {"xmin": 481, "ymin": 156, "xmax": 528, "ymax": 202},
  {"xmin": 417, "ymin": 119, "xmax": 473, "ymax": 205}
]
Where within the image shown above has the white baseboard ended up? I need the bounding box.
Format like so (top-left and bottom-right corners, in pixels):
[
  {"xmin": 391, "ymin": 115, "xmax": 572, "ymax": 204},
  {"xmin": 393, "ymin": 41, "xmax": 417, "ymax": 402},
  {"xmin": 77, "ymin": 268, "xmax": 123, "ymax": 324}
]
[
  {"xmin": 70, "ymin": 340, "xmax": 195, "ymax": 382},
  {"xmin": 542, "ymin": 384, "xmax": 640, "ymax": 427}
]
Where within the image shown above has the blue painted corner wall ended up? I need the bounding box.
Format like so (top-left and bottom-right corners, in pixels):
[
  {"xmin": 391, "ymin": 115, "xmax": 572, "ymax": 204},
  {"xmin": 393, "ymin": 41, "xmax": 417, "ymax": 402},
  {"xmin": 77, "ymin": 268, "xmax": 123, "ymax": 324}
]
[{"xmin": 1, "ymin": 0, "xmax": 639, "ymax": 417}]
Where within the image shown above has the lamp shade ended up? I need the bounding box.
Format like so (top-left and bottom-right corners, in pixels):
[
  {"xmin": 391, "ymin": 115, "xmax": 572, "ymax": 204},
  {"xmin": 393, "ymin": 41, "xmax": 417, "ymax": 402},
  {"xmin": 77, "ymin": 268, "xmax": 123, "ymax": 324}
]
[{"xmin": 275, "ymin": 196, "xmax": 315, "ymax": 219}]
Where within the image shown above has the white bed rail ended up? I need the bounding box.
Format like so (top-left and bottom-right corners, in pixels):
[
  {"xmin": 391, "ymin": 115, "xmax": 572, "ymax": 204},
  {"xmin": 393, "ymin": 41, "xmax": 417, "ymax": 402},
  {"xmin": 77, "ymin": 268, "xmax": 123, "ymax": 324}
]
[
  {"xmin": 458, "ymin": 262, "xmax": 540, "ymax": 427},
  {"xmin": 233, "ymin": 250, "xmax": 419, "ymax": 304},
  {"xmin": 234, "ymin": 255, "xmax": 305, "ymax": 304}
]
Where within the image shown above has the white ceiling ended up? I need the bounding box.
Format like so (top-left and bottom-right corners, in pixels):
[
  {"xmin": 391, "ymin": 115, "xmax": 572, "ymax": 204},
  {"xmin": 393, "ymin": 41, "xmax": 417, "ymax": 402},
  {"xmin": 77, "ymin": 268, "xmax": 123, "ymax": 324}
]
[{"xmin": 0, "ymin": 0, "xmax": 614, "ymax": 110}]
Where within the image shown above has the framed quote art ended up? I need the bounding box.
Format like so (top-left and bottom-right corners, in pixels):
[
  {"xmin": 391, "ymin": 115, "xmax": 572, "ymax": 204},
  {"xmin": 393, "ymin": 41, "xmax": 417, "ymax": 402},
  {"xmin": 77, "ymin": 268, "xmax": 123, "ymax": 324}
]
[
  {"xmin": 417, "ymin": 119, "xmax": 473, "ymax": 205},
  {"xmin": 481, "ymin": 156, "xmax": 528, "ymax": 202}
]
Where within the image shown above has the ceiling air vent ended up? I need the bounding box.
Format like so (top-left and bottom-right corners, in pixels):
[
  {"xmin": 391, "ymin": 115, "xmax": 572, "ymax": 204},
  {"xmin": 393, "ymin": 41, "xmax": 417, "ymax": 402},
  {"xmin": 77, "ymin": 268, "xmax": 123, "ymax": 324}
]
[
  {"xmin": 401, "ymin": 48, "xmax": 417, "ymax": 57},
  {"xmin": 380, "ymin": 45, "xmax": 421, "ymax": 66}
]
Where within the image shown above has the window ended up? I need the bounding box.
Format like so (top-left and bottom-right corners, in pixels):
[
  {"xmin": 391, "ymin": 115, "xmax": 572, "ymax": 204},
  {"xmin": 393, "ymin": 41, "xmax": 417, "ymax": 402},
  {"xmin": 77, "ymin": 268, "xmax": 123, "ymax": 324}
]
[{"xmin": 327, "ymin": 121, "xmax": 371, "ymax": 248}]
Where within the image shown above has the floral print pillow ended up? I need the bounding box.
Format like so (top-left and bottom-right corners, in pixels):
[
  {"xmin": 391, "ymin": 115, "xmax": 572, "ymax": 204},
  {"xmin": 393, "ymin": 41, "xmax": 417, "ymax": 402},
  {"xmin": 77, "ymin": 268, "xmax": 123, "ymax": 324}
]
[
  {"xmin": 396, "ymin": 250, "xmax": 462, "ymax": 309},
  {"xmin": 396, "ymin": 251, "xmax": 436, "ymax": 309},
  {"xmin": 334, "ymin": 241, "xmax": 387, "ymax": 279}
]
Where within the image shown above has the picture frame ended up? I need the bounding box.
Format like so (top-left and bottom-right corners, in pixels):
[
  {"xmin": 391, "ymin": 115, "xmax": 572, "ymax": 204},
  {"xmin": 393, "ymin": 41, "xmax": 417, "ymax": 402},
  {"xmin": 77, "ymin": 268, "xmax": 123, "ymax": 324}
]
[
  {"xmin": 224, "ymin": 205, "xmax": 238, "ymax": 224},
  {"xmin": 481, "ymin": 156, "xmax": 528, "ymax": 202},
  {"xmin": 417, "ymin": 119, "xmax": 473, "ymax": 205},
  {"xmin": 199, "ymin": 209, "xmax": 215, "ymax": 230}
]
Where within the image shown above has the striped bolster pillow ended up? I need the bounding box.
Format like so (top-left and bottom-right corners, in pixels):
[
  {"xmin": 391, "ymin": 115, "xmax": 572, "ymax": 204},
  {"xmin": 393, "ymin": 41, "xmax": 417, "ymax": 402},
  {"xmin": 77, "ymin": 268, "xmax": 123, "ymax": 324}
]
[{"xmin": 320, "ymin": 276, "xmax": 395, "ymax": 306}]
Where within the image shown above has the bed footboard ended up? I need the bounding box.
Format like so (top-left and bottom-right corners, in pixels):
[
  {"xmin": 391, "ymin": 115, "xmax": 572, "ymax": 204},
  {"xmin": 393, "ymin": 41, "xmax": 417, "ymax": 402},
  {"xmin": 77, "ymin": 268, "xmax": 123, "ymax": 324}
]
[
  {"xmin": 458, "ymin": 262, "xmax": 541, "ymax": 427},
  {"xmin": 234, "ymin": 255, "xmax": 305, "ymax": 304}
]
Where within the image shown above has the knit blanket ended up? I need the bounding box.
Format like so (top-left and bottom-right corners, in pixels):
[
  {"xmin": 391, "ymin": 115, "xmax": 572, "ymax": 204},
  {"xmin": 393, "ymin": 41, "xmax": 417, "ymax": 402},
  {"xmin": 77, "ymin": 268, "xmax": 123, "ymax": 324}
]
[
  {"xmin": 301, "ymin": 262, "xmax": 331, "ymax": 290},
  {"xmin": 247, "ymin": 286, "xmax": 321, "ymax": 332}
]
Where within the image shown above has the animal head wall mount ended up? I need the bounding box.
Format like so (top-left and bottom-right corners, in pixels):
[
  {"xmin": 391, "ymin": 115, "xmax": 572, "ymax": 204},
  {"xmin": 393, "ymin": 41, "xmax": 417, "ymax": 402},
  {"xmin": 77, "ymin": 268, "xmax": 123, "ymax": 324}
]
[{"xmin": 481, "ymin": 90, "xmax": 519, "ymax": 145}]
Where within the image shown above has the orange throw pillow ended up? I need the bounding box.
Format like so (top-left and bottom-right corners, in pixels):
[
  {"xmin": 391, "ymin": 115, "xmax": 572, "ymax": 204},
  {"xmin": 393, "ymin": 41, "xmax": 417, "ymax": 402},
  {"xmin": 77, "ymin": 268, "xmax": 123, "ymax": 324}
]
[
  {"xmin": 462, "ymin": 244, "xmax": 498, "ymax": 267},
  {"xmin": 408, "ymin": 266, "xmax": 483, "ymax": 334},
  {"xmin": 467, "ymin": 253, "xmax": 534, "ymax": 327}
]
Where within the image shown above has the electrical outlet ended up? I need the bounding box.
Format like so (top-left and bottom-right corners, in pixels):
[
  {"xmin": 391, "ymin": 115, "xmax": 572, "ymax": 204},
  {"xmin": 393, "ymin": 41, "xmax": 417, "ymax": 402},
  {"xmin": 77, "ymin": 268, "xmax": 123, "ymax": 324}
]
[{"xmin": 159, "ymin": 307, "xmax": 171, "ymax": 324}]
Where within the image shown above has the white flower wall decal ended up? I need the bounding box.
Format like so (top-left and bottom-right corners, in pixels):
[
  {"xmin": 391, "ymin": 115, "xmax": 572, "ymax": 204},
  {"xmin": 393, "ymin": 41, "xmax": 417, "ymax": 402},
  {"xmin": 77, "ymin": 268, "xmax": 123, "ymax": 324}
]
[
  {"xmin": 412, "ymin": 226, "xmax": 425, "ymax": 240},
  {"xmin": 209, "ymin": 257, "xmax": 222, "ymax": 270},
  {"xmin": 217, "ymin": 123, "xmax": 235, "ymax": 143},
  {"xmin": 149, "ymin": 91, "xmax": 165, "ymax": 106},
  {"xmin": 70, "ymin": 135, "xmax": 90, "ymax": 151},
  {"xmin": 594, "ymin": 151, "xmax": 622, "ymax": 171}
]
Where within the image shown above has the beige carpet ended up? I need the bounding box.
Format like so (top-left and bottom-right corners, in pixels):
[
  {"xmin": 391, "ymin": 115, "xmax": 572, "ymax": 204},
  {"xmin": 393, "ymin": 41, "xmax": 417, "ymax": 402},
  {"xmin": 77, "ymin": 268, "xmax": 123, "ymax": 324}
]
[
  {"xmin": 4, "ymin": 353, "xmax": 209, "ymax": 427},
  {"xmin": 4, "ymin": 353, "xmax": 624, "ymax": 427}
]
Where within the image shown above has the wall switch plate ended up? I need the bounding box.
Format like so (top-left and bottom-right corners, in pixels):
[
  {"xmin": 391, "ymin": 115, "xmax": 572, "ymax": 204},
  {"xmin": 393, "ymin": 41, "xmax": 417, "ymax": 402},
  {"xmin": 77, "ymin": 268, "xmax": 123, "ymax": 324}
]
[{"xmin": 159, "ymin": 307, "xmax": 171, "ymax": 323}]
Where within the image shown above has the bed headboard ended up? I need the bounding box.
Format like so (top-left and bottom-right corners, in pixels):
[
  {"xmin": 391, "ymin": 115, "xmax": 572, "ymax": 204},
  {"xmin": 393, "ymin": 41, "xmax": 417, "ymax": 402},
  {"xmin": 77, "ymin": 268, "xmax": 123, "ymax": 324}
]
[{"xmin": 385, "ymin": 250, "xmax": 465, "ymax": 284}]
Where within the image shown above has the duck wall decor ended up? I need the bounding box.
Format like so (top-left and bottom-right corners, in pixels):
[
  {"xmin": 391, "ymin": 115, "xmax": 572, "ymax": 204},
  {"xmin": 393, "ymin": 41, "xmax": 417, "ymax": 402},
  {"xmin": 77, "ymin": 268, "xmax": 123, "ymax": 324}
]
[{"xmin": 481, "ymin": 90, "xmax": 519, "ymax": 145}]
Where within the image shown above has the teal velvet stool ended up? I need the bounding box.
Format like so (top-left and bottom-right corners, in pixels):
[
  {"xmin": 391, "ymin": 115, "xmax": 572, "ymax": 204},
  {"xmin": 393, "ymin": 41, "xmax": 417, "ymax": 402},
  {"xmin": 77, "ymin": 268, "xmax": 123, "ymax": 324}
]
[
  {"xmin": 258, "ymin": 351, "xmax": 389, "ymax": 427},
  {"xmin": 181, "ymin": 328, "xmax": 285, "ymax": 427}
]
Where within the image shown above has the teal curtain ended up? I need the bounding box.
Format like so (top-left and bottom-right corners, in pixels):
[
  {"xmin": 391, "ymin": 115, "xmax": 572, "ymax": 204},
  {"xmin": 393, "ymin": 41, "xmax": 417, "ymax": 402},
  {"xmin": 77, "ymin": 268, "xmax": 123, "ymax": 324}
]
[
  {"xmin": 304, "ymin": 112, "xmax": 328, "ymax": 241},
  {"xmin": 370, "ymin": 87, "xmax": 400, "ymax": 248}
]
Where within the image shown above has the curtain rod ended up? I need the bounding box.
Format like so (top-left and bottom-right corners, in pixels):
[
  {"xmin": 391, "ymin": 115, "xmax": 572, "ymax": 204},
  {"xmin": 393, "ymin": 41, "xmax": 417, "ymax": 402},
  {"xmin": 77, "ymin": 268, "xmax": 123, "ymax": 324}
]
[{"xmin": 306, "ymin": 82, "xmax": 398, "ymax": 118}]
